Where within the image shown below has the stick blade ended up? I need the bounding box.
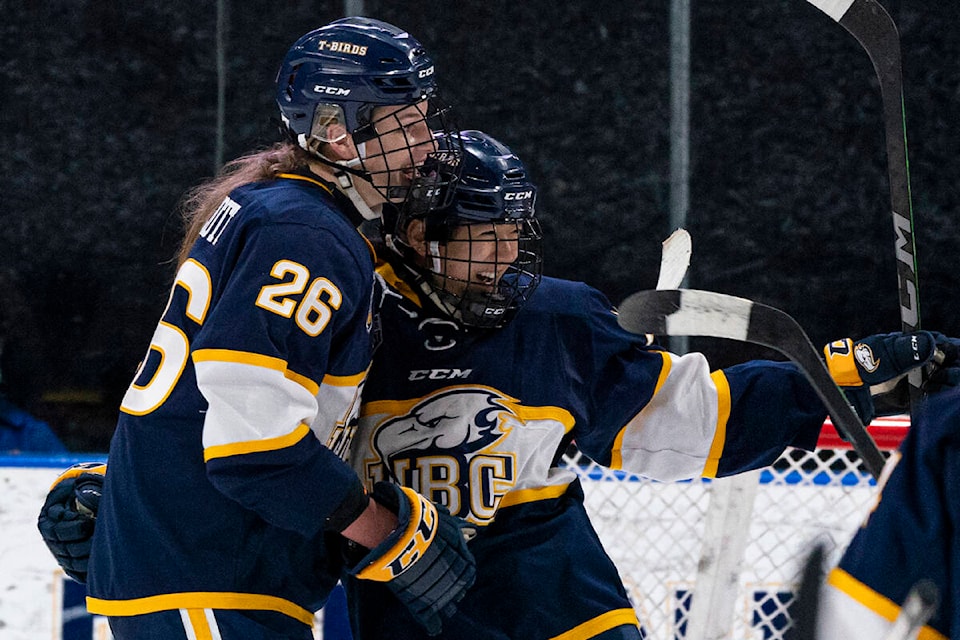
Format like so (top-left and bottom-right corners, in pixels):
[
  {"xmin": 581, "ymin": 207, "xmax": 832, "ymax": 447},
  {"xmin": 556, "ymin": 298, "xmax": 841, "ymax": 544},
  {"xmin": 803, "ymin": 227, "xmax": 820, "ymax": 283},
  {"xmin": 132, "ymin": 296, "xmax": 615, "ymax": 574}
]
[
  {"xmin": 617, "ymin": 288, "xmax": 887, "ymax": 478},
  {"xmin": 617, "ymin": 289, "xmax": 753, "ymax": 341},
  {"xmin": 656, "ymin": 228, "xmax": 692, "ymax": 290},
  {"xmin": 617, "ymin": 289, "xmax": 681, "ymax": 336}
]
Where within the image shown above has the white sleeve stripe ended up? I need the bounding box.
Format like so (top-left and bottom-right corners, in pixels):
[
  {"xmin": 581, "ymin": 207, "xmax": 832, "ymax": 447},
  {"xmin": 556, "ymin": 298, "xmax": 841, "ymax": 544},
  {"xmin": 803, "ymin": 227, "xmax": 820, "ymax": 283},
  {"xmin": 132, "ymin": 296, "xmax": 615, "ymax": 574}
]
[
  {"xmin": 193, "ymin": 348, "xmax": 320, "ymax": 395},
  {"xmin": 196, "ymin": 359, "xmax": 319, "ymax": 449},
  {"xmin": 615, "ymin": 351, "xmax": 722, "ymax": 481}
]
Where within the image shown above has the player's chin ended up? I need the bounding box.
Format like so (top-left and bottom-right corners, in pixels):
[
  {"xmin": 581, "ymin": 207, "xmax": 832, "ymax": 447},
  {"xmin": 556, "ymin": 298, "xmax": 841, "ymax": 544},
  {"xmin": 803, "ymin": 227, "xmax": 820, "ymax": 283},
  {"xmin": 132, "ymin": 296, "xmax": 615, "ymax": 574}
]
[
  {"xmin": 382, "ymin": 171, "xmax": 414, "ymax": 203},
  {"xmin": 467, "ymin": 281, "xmax": 500, "ymax": 295}
]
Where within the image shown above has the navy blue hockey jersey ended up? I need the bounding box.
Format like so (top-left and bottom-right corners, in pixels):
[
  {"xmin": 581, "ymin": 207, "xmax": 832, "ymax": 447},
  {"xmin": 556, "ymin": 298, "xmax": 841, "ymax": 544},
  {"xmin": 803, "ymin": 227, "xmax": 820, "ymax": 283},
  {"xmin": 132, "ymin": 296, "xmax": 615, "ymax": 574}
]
[
  {"xmin": 87, "ymin": 174, "xmax": 375, "ymax": 627},
  {"xmin": 817, "ymin": 387, "xmax": 960, "ymax": 640},
  {"xmin": 345, "ymin": 262, "xmax": 827, "ymax": 639}
]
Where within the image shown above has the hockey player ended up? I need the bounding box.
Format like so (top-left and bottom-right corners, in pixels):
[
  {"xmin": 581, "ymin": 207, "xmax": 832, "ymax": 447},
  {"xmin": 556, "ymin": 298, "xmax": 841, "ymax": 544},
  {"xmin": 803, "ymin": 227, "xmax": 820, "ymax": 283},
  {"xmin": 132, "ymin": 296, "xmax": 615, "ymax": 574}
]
[
  {"xmin": 37, "ymin": 18, "xmax": 473, "ymax": 640},
  {"xmin": 39, "ymin": 130, "xmax": 945, "ymax": 639},
  {"xmin": 816, "ymin": 366, "xmax": 960, "ymax": 639},
  {"xmin": 342, "ymin": 130, "xmax": 947, "ymax": 639}
]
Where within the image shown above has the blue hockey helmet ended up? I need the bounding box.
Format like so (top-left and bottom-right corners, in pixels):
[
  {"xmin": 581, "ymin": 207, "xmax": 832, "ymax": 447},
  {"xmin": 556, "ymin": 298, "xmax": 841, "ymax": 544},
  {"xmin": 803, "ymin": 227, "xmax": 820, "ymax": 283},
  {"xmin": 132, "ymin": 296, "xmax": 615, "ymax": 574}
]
[
  {"xmin": 276, "ymin": 18, "xmax": 460, "ymax": 208},
  {"xmin": 388, "ymin": 130, "xmax": 543, "ymax": 329},
  {"xmin": 277, "ymin": 17, "xmax": 439, "ymax": 142}
]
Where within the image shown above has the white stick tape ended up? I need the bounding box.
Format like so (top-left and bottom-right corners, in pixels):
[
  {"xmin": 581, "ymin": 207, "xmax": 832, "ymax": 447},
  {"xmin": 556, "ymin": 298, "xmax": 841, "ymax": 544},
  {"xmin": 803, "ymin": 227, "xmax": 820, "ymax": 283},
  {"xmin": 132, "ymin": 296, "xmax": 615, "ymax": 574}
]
[{"xmin": 805, "ymin": 0, "xmax": 856, "ymax": 22}]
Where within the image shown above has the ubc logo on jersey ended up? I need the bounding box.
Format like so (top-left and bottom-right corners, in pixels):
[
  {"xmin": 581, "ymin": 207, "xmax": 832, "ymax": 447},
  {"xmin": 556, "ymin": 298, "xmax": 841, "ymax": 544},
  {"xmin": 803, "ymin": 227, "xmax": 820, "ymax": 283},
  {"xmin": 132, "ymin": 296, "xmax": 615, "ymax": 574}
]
[
  {"xmin": 363, "ymin": 388, "xmax": 519, "ymax": 524},
  {"xmin": 359, "ymin": 388, "xmax": 577, "ymax": 525}
]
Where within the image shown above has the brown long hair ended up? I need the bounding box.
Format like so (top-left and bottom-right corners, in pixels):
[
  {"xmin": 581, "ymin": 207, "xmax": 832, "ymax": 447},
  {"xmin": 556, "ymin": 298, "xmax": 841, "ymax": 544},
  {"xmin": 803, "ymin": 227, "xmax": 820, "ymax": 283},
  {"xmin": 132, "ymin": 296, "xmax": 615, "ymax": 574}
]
[{"xmin": 175, "ymin": 142, "xmax": 314, "ymax": 267}]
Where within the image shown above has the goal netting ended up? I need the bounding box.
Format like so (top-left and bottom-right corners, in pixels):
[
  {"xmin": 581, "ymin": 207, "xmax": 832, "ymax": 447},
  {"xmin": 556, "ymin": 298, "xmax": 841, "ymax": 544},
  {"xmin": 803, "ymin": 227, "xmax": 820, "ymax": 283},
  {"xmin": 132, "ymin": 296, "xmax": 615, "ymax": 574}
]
[{"xmin": 563, "ymin": 416, "xmax": 908, "ymax": 640}]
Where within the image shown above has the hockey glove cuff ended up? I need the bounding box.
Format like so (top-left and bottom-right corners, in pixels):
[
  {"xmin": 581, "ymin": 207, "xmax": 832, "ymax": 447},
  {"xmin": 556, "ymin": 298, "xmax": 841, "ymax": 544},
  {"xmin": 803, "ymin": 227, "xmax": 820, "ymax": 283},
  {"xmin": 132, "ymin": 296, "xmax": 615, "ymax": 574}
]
[
  {"xmin": 36, "ymin": 462, "xmax": 106, "ymax": 583},
  {"xmin": 824, "ymin": 331, "xmax": 938, "ymax": 423},
  {"xmin": 347, "ymin": 482, "xmax": 476, "ymax": 636}
]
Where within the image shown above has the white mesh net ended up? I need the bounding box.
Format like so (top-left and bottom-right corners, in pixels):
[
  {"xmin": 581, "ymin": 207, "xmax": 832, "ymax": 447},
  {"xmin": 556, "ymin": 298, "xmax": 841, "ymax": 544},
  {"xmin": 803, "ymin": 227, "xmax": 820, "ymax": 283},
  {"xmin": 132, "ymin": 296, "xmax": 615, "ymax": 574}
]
[{"xmin": 563, "ymin": 417, "xmax": 907, "ymax": 640}]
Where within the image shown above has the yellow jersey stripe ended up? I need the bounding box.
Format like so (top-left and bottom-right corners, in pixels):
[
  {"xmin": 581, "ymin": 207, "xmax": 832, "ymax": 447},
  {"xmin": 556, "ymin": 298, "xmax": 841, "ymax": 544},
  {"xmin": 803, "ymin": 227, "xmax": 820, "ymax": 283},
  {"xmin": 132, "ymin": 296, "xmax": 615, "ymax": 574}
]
[
  {"xmin": 204, "ymin": 423, "xmax": 311, "ymax": 462},
  {"xmin": 550, "ymin": 608, "xmax": 640, "ymax": 640},
  {"xmin": 276, "ymin": 173, "xmax": 333, "ymax": 196},
  {"xmin": 498, "ymin": 482, "xmax": 571, "ymax": 509},
  {"xmin": 701, "ymin": 370, "xmax": 732, "ymax": 478},
  {"xmin": 184, "ymin": 609, "xmax": 214, "ymax": 640},
  {"xmin": 192, "ymin": 349, "xmax": 321, "ymax": 396},
  {"xmin": 827, "ymin": 568, "xmax": 947, "ymax": 639},
  {"xmin": 86, "ymin": 592, "xmax": 315, "ymax": 626},
  {"xmin": 610, "ymin": 351, "xmax": 671, "ymax": 470},
  {"xmin": 323, "ymin": 370, "xmax": 368, "ymax": 387}
]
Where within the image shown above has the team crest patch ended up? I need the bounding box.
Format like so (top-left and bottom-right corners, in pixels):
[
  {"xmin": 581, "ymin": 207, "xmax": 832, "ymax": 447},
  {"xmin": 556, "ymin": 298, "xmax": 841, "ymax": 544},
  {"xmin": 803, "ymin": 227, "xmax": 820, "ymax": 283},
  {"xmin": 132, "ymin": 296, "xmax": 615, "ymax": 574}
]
[
  {"xmin": 360, "ymin": 387, "xmax": 575, "ymax": 524},
  {"xmin": 853, "ymin": 342, "xmax": 880, "ymax": 373},
  {"xmin": 363, "ymin": 388, "xmax": 519, "ymax": 524}
]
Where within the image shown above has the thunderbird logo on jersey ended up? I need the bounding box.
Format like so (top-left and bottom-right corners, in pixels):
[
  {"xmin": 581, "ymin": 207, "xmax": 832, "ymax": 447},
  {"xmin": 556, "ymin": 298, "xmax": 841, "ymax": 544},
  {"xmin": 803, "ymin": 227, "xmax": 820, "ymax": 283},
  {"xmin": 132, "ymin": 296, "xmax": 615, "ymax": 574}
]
[{"xmin": 362, "ymin": 388, "xmax": 530, "ymax": 525}]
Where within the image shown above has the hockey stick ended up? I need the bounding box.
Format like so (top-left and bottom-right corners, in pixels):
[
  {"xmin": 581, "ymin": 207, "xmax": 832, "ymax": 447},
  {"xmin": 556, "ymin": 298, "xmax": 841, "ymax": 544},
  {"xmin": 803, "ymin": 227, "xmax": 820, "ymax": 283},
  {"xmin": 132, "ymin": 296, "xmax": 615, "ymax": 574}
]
[
  {"xmin": 656, "ymin": 228, "xmax": 692, "ymax": 290},
  {"xmin": 787, "ymin": 543, "xmax": 827, "ymax": 640},
  {"xmin": 882, "ymin": 580, "xmax": 939, "ymax": 640},
  {"xmin": 617, "ymin": 288, "xmax": 886, "ymax": 478},
  {"xmin": 804, "ymin": 0, "xmax": 922, "ymax": 397},
  {"xmin": 654, "ymin": 230, "xmax": 763, "ymax": 640}
]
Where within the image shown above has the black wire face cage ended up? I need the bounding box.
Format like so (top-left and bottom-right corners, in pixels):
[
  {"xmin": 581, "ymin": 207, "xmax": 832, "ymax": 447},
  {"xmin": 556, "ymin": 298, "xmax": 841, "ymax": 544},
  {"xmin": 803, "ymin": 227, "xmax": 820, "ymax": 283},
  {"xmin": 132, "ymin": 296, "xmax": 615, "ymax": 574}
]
[
  {"xmin": 352, "ymin": 97, "xmax": 461, "ymax": 208},
  {"xmin": 426, "ymin": 219, "xmax": 543, "ymax": 329}
]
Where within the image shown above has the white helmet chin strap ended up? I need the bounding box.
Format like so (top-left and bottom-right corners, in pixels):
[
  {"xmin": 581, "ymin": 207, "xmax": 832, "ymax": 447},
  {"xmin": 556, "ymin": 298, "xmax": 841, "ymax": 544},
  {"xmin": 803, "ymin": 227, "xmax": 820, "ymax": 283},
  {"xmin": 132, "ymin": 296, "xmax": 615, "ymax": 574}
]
[
  {"xmin": 427, "ymin": 241, "xmax": 443, "ymax": 273},
  {"xmin": 304, "ymin": 135, "xmax": 380, "ymax": 221},
  {"xmin": 333, "ymin": 165, "xmax": 380, "ymax": 221}
]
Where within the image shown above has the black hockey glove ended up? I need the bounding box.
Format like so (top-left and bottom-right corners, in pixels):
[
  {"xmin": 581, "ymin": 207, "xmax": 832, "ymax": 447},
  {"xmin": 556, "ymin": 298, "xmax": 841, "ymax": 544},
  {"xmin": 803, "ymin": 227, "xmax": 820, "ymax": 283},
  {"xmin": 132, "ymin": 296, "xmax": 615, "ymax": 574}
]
[
  {"xmin": 36, "ymin": 462, "xmax": 105, "ymax": 583},
  {"xmin": 824, "ymin": 331, "xmax": 938, "ymax": 423},
  {"xmin": 347, "ymin": 482, "xmax": 476, "ymax": 636}
]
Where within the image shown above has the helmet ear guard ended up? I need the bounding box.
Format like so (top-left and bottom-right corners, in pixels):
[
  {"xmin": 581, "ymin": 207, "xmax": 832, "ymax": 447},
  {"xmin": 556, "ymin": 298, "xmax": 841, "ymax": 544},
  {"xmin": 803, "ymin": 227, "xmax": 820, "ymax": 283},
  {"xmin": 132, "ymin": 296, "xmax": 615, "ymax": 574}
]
[{"xmin": 306, "ymin": 103, "xmax": 350, "ymax": 145}]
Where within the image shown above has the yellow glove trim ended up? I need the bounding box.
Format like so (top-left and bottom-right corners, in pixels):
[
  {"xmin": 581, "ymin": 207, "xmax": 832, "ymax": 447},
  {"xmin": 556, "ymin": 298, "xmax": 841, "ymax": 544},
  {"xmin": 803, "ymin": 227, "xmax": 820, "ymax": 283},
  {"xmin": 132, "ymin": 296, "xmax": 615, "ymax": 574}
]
[
  {"xmin": 824, "ymin": 338, "xmax": 866, "ymax": 387},
  {"xmin": 356, "ymin": 487, "xmax": 439, "ymax": 582},
  {"xmin": 48, "ymin": 462, "xmax": 107, "ymax": 491}
]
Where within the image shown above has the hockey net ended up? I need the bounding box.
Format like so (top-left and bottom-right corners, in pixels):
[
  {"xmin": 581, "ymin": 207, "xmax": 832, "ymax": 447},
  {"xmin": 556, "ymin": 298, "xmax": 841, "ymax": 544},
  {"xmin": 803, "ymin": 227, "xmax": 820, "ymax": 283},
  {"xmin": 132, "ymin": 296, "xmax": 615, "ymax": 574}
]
[{"xmin": 562, "ymin": 415, "xmax": 909, "ymax": 640}]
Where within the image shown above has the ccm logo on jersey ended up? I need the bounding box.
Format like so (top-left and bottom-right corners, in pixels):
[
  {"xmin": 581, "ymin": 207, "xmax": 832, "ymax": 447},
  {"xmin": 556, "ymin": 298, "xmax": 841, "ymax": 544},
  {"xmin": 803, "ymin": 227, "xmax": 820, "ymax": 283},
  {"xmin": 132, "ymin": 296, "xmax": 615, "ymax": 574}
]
[{"xmin": 409, "ymin": 368, "xmax": 472, "ymax": 381}]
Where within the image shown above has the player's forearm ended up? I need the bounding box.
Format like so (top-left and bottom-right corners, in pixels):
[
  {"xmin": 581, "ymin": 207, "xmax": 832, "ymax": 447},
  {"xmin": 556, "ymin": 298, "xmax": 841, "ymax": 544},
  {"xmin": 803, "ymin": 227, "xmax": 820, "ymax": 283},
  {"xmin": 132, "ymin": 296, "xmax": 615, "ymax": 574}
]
[{"xmin": 340, "ymin": 497, "xmax": 399, "ymax": 548}]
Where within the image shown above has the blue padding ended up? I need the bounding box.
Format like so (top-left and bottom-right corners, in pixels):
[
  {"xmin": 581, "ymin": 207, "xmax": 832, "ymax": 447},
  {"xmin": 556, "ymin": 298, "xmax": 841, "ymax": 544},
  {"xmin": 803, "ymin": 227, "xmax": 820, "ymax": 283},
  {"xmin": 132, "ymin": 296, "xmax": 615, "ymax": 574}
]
[{"xmin": 0, "ymin": 453, "xmax": 109, "ymax": 468}]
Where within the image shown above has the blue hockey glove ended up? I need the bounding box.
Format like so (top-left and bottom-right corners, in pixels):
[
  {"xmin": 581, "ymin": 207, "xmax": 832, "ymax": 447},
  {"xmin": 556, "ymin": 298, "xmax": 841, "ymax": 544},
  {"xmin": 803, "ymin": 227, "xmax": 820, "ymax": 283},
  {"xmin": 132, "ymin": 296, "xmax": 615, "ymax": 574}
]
[
  {"xmin": 348, "ymin": 482, "xmax": 476, "ymax": 636},
  {"xmin": 36, "ymin": 463, "xmax": 105, "ymax": 583},
  {"xmin": 824, "ymin": 331, "xmax": 938, "ymax": 423}
]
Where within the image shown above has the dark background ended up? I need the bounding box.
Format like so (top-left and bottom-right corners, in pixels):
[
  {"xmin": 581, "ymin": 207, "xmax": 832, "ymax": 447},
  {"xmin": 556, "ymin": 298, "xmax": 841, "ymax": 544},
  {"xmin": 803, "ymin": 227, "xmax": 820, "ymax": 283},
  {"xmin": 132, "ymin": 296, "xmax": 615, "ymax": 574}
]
[{"xmin": 2, "ymin": 1, "xmax": 957, "ymax": 451}]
